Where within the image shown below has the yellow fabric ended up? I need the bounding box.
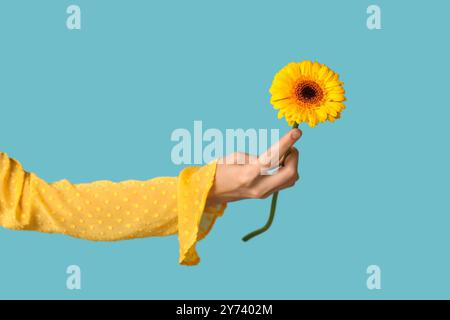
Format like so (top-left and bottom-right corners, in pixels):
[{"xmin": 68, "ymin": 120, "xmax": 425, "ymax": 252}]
[{"xmin": 0, "ymin": 152, "xmax": 226, "ymax": 265}]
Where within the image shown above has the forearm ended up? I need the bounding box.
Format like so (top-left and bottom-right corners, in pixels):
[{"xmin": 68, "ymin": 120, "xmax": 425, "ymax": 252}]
[
  {"xmin": 0, "ymin": 153, "xmax": 34, "ymax": 230},
  {"xmin": 50, "ymin": 177, "xmax": 180, "ymax": 240},
  {"xmin": 0, "ymin": 152, "xmax": 226, "ymax": 265},
  {"xmin": 0, "ymin": 152, "xmax": 178, "ymax": 237}
]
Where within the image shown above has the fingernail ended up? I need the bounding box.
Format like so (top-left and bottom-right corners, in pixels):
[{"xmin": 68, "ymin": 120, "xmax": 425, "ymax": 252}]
[{"xmin": 291, "ymin": 129, "xmax": 302, "ymax": 140}]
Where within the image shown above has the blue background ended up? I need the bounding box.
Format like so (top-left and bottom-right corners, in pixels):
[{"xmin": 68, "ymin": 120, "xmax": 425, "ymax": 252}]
[{"xmin": 0, "ymin": 0, "xmax": 449, "ymax": 299}]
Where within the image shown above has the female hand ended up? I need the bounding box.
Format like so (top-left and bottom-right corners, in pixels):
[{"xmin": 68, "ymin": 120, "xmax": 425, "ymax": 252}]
[{"xmin": 206, "ymin": 129, "xmax": 302, "ymax": 206}]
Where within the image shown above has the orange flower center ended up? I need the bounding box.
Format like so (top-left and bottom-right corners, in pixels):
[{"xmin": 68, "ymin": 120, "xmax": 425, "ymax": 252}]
[{"xmin": 296, "ymin": 80, "xmax": 324, "ymax": 105}]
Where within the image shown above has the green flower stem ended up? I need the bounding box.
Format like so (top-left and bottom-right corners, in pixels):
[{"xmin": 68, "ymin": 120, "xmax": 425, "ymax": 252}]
[{"xmin": 242, "ymin": 123, "xmax": 299, "ymax": 242}]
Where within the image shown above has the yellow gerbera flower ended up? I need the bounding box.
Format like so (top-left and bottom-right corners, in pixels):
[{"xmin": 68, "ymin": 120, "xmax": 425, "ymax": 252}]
[{"xmin": 269, "ymin": 60, "xmax": 346, "ymax": 127}]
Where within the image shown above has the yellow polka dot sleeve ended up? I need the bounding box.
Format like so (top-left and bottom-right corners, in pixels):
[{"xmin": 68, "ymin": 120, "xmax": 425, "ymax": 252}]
[{"xmin": 0, "ymin": 152, "xmax": 226, "ymax": 266}]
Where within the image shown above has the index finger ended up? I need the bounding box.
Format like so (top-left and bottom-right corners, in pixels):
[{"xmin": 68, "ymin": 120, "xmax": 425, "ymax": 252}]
[{"xmin": 259, "ymin": 128, "xmax": 302, "ymax": 169}]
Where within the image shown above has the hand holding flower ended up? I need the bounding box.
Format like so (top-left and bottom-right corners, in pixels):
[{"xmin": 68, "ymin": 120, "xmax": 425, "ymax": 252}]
[
  {"xmin": 206, "ymin": 129, "xmax": 302, "ymax": 206},
  {"xmin": 240, "ymin": 60, "xmax": 346, "ymax": 241}
]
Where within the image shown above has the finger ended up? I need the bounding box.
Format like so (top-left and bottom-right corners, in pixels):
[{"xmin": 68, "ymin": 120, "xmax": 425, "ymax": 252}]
[
  {"xmin": 258, "ymin": 129, "xmax": 302, "ymax": 169},
  {"xmin": 221, "ymin": 152, "xmax": 257, "ymax": 165},
  {"xmin": 277, "ymin": 150, "xmax": 301, "ymax": 191},
  {"xmin": 256, "ymin": 148, "xmax": 299, "ymax": 196}
]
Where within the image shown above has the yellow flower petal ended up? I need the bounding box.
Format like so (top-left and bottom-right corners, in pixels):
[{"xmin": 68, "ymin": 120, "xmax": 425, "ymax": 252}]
[{"xmin": 299, "ymin": 60, "xmax": 313, "ymax": 76}]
